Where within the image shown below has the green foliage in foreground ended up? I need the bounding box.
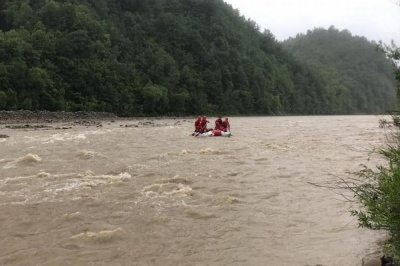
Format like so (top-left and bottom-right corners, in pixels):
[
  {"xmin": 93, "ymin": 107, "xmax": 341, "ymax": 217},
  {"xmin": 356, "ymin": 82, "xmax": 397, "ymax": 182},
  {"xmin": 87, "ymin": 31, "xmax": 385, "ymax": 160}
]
[{"xmin": 351, "ymin": 118, "xmax": 400, "ymax": 258}]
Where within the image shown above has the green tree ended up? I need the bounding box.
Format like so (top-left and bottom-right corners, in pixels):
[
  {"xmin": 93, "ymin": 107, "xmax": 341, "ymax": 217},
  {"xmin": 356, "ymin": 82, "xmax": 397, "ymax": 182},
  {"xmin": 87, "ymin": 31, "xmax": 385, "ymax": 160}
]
[
  {"xmin": 5, "ymin": 88, "xmax": 17, "ymax": 110},
  {"xmin": 141, "ymin": 83, "xmax": 168, "ymax": 114},
  {"xmin": 0, "ymin": 91, "xmax": 7, "ymax": 109}
]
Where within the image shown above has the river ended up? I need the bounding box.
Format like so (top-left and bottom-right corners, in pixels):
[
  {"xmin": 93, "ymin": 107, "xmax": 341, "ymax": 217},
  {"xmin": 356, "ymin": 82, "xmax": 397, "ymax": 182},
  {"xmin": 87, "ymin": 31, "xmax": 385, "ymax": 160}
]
[{"xmin": 0, "ymin": 115, "xmax": 388, "ymax": 265}]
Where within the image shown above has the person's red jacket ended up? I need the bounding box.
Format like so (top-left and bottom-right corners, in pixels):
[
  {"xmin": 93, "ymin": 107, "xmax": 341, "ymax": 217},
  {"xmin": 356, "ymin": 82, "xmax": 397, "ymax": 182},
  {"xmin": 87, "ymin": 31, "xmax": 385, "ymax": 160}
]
[
  {"xmin": 199, "ymin": 116, "xmax": 209, "ymax": 132},
  {"xmin": 194, "ymin": 116, "xmax": 202, "ymax": 131},
  {"xmin": 221, "ymin": 118, "xmax": 230, "ymax": 131},
  {"xmin": 214, "ymin": 117, "xmax": 223, "ymax": 130}
]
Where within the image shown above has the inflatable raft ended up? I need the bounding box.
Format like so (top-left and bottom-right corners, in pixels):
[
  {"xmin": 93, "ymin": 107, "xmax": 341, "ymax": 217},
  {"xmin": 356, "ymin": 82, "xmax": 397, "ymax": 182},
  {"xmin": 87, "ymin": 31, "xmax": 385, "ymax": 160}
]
[{"xmin": 194, "ymin": 129, "xmax": 231, "ymax": 137}]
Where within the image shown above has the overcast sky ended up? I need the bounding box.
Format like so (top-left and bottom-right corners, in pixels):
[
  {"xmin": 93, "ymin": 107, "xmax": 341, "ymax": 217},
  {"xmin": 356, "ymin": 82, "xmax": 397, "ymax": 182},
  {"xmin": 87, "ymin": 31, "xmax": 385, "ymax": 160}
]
[{"xmin": 223, "ymin": 0, "xmax": 400, "ymax": 45}]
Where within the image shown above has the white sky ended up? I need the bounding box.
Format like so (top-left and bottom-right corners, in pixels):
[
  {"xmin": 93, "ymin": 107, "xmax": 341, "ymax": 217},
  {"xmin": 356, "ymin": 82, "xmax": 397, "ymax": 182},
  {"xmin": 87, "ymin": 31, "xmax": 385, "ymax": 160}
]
[{"xmin": 223, "ymin": 0, "xmax": 400, "ymax": 45}]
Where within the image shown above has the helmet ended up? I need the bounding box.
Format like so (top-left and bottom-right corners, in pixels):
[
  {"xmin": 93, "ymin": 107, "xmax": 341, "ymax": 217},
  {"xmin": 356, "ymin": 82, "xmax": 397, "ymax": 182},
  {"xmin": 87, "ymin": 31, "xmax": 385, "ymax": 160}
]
[{"xmin": 203, "ymin": 116, "xmax": 207, "ymax": 119}]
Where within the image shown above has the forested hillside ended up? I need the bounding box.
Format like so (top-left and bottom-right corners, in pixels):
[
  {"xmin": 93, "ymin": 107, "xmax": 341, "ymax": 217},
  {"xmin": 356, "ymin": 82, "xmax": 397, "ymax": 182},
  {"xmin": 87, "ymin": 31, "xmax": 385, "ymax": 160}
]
[
  {"xmin": 0, "ymin": 0, "xmax": 396, "ymax": 116},
  {"xmin": 283, "ymin": 26, "xmax": 397, "ymax": 114}
]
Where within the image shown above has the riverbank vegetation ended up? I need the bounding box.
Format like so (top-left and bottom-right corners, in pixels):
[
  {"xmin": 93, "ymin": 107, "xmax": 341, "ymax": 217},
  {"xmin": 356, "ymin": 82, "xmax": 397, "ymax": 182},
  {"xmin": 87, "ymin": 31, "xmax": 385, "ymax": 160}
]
[
  {"xmin": 351, "ymin": 43, "xmax": 400, "ymax": 259},
  {"xmin": 0, "ymin": 0, "xmax": 397, "ymax": 116}
]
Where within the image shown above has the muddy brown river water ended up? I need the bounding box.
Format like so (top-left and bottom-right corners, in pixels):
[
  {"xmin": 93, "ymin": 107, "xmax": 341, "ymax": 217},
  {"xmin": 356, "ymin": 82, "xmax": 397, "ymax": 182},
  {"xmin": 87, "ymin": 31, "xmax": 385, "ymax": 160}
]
[{"xmin": 0, "ymin": 116, "xmax": 389, "ymax": 265}]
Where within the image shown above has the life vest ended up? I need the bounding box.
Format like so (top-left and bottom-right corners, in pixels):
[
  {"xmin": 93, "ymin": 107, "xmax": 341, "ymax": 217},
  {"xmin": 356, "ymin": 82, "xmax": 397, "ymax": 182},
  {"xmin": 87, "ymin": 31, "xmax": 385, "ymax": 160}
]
[
  {"xmin": 212, "ymin": 129, "xmax": 222, "ymax": 136},
  {"xmin": 214, "ymin": 118, "xmax": 222, "ymax": 130}
]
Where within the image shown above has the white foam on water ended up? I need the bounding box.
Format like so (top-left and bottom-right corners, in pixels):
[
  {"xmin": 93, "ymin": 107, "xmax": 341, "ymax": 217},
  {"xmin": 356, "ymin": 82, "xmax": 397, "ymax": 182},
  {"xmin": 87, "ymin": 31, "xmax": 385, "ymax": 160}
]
[
  {"xmin": 142, "ymin": 181, "xmax": 194, "ymax": 198},
  {"xmin": 77, "ymin": 149, "xmax": 104, "ymax": 159},
  {"xmin": 165, "ymin": 183, "xmax": 194, "ymax": 197},
  {"xmin": 199, "ymin": 148, "xmax": 223, "ymax": 155},
  {"xmin": 24, "ymin": 133, "xmax": 87, "ymax": 144},
  {"xmin": 128, "ymin": 164, "xmax": 150, "ymax": 170},
  {"xmin": 36, "ymin": 172, "xmax": 51, "ymax": 178},
  {"xmin": 78, "ymin": 171, "xmax": 131, "ymax": 181},
  {"xmin": 88, "ymin": 129, "xmax": 111, "ymax": 135},
  {"xmin": 255, "ymin": 157, "xmax": 269, "ymax": 162},
  {"xmin": 45, "ymin": 133, "xmax": 87, "ymax": 144},
  {"xmin": 53, "ymin": 182, "xmax": 82, "ymax": 193},
  {"xmin": 1, "ymin": 170, "xmax": 130, "ymax": 205},
  {"xmin": 76, "ymin": 171, "xmax": 132, "ymax": 188},
  {"xmin": 62, "ymin": 211, "xmax": 82, "ymax": 221},
  {"xmin": 1, "ymin": 171, "xmax": 51, "ymax": 186},
  {"xmin": 70, "ymin": 227, "xmax": 126, "ymax": 244},
  {"xmin": 157, "ymin": 176, "xmax": 192, "ymax": 185},
  {"xmin": 209, "ymin": 195, "xmax": 240, "ymax": 206},
  {"xmin": 3, "ymin": 154, "xmax": 42, "ymax": 169},
  {"xmin": 77, "ymin": 150, "xmax": 96, "ymax": 159},
  {"xmin": 80, "ymin": 170, "xmax": 95, "ymax": 176},
  {"xmin": 143, "ymin": 190, "xmax": 159, "ymax": 198}
]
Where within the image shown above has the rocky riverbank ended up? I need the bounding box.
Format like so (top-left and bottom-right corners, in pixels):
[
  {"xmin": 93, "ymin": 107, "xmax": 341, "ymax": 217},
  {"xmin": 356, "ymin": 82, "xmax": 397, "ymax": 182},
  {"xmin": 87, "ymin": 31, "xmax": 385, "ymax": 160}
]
[
  {"xmin": 0, "ymin": 111, "xmax": 190, "ymax": 134},
  {"xmin": 0, "ymin": 110, "xmax": 119, "ymax": 124}
]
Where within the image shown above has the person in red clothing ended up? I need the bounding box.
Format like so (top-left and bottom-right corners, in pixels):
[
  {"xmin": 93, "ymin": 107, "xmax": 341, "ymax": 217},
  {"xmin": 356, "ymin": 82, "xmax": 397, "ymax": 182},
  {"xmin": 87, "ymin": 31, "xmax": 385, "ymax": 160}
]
[
  {"xmin": 199, "ymin": 116, "xmax": 209, "ymax": 133},
  {"xmin": 221, "ymin": 117, "xmax": 230, "ymax": 132},
  {"xmin": 214, "ymin": 116, "xmax": 223, "ymax": 130},
  {"xmin": 194, "ymin": 116, "xmax": 202, "ymax": 132}
]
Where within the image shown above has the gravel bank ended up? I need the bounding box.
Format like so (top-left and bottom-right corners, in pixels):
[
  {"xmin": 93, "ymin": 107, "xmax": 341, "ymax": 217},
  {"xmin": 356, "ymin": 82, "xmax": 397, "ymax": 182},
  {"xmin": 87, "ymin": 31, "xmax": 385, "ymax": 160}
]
[{"xmin": 0, "ymin": 111, "xmax": 119, "ymax": 124}]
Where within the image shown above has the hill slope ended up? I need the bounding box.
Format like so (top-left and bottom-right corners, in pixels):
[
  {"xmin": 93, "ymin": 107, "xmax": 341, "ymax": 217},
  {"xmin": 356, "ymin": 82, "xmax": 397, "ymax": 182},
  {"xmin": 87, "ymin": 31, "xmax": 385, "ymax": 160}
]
[
  {"xmin": 0, "ymin": 1, "xmax": 396, "ymax": 115},
  {"xmin": 283, "ymin": 26, "xmax": 397, "ymax": 114}
]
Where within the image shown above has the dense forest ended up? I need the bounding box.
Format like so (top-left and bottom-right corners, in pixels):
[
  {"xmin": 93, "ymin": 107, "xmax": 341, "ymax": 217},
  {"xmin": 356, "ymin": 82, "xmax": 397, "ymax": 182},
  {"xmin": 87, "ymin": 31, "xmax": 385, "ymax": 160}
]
[
  {"xmin": 283, "ymin": 26, "xmax": 397, "ymax": 114},
  {"xmin": 0, "ymin": 0, "xmax": 396, "ymax": 116}
]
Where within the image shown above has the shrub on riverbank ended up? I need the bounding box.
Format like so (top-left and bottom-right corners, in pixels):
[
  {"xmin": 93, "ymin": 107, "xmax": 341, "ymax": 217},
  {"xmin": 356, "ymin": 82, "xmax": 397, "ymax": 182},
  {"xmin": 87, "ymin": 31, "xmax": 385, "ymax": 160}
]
[{"xmin": 351, "ymin": 114, "xmax": 400, "ymax": 260}]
